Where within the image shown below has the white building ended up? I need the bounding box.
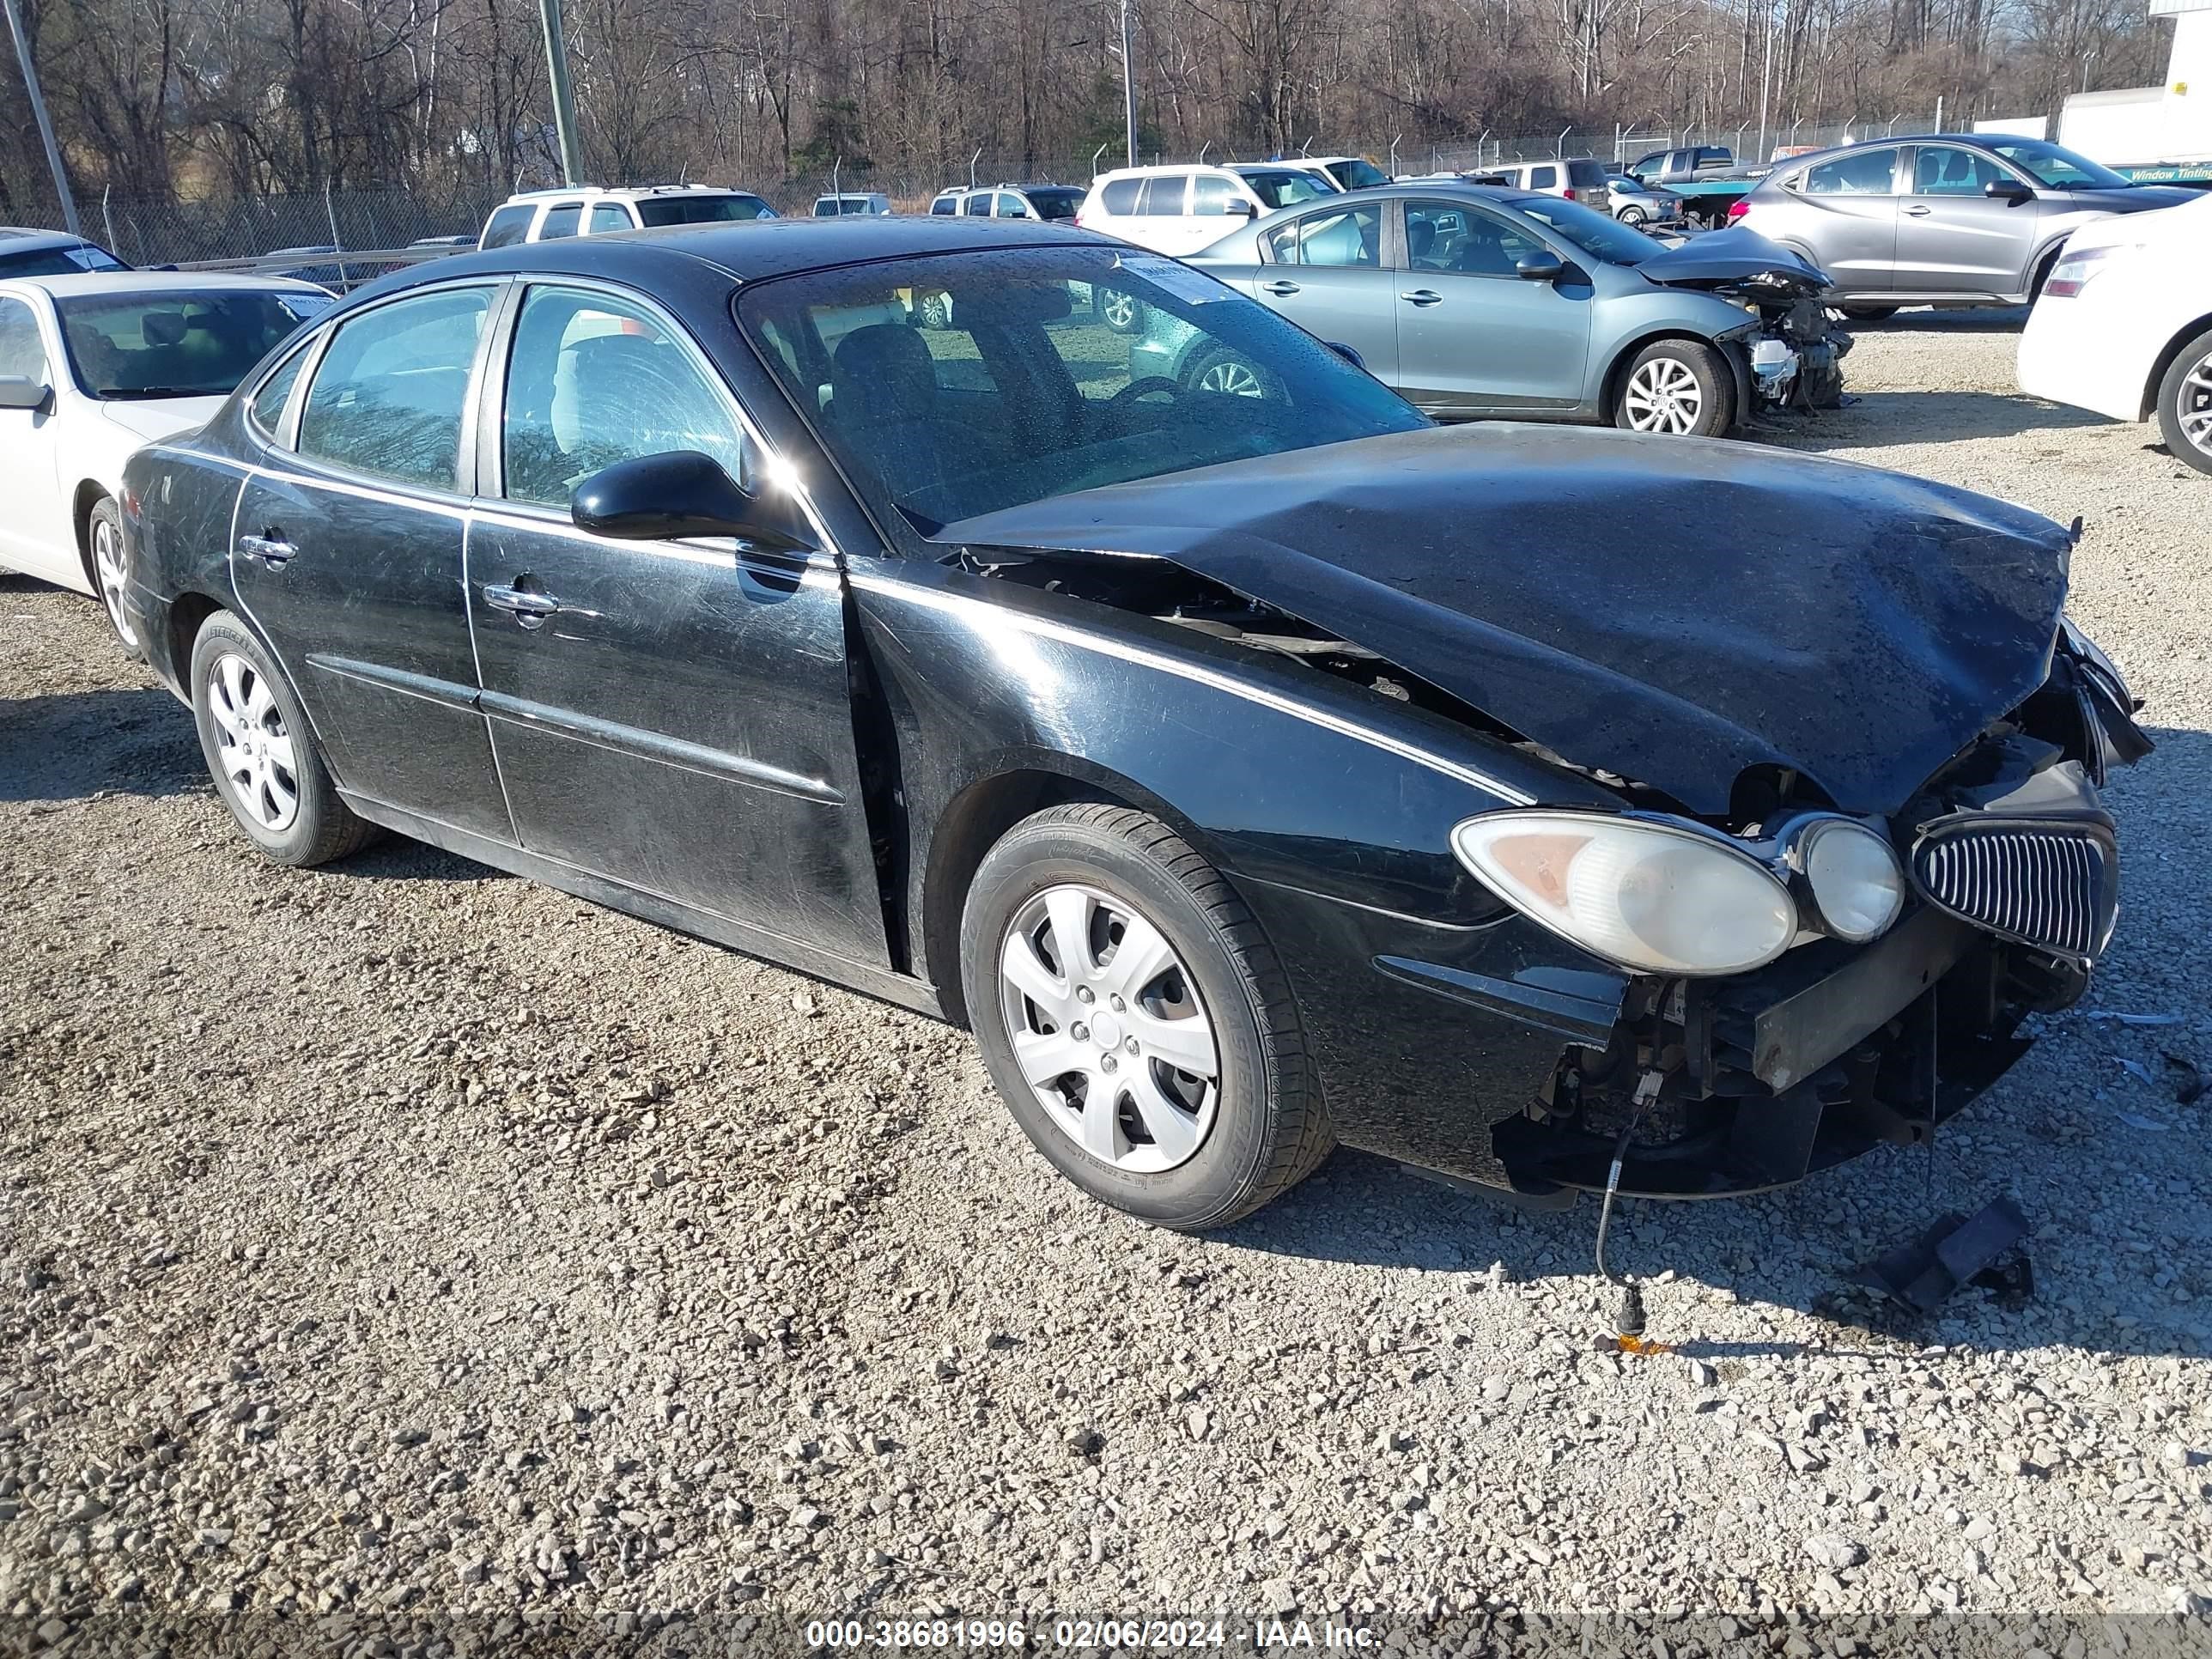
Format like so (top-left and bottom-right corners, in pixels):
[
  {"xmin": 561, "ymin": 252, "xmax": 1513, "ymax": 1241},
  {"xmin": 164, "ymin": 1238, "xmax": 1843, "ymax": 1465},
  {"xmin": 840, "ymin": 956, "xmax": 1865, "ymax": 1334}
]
[{"xmin": 2058, "ymin": 0, "xmax": 2212, "ymax": 164}]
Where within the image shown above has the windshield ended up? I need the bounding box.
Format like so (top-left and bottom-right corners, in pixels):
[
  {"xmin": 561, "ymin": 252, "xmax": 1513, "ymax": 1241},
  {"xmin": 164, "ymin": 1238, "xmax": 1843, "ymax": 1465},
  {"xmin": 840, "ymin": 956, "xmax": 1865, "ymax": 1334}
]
[
  {"xmin": 739, "ymin": 246, "xmax": 1425, "ymax": 536},
  {"xmin": 1328, "ymin": 159, "xmax": 1391, "ymax": 190},
  {"xmin": 1026, "ymin": 189, "xmax": 1085, "ymax": 221},
  {"xmin": 1504, "ymin": 195, "xmax": 1659, "ymax": 266},
  {"xmin": 0, "ymin": 241, "xmax": 127, "ymax": 277},
  {"xmin": 1237, "ymin": 169, "xmax": 1338, "ymax": 209},
  {"xmin": 637, "ymin": 193, "xmax": 775, "ymax": 227},
  {"xmin": 1982, "ymin": 139, "xmax": 2130, "ymax": 191},
  {"xmin": 57, "ymin": 289, "xmax": 331, "ymax": 398}
]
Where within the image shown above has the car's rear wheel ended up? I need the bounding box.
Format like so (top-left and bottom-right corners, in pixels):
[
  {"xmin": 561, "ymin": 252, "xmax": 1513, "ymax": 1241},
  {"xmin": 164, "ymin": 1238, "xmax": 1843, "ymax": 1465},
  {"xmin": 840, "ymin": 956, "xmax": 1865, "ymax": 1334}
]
[
  {"xmin": 83, "ymin": 496, "xmax": 143, "ymax": 659},
  {"xmin": 1840, "ymin": 305, "xmax": 1899, "ymax": 322},
  {"xmin": 1613, "ymin": 338, "xmax": 1735, "ymax": 436},
  {"xmin": 1182, "ymin": 343, "xmax": 1279, "ymax": 400},
  {"xmin": 1096, "ymin": 289, "xmax": 1146, "ymax": 334},
  {"xmin": 959, "ymin": 804, "xmax": 1331, "ymax": 1230},
  {"xmin": 189, "ymin": 611, "xmax": 380, "ymax": 866},
  {"xmin": 2156, "ymin": 324, "xmax": 2212, "ymax": 477}
]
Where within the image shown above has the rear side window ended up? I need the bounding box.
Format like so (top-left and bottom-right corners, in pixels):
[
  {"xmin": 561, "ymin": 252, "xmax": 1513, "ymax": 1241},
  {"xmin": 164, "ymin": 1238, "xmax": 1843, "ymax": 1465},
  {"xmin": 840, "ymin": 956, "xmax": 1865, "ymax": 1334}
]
[
  {"xmin": 297, "ymin": 286, "xmax": 491, "ymax": 490},
  {"xmin": 931, "ymin": 194, "xmax": 960, "ymax": 215},
  {"xmin": 481, "ymin": 205, "xmax": 534, "ymax": 249},
  {"xmin": 963, "ymin": 194, "xmax": 992, "ymax": 216},
  {"xmin": 249, "ymin": 341, "xmax": 313, "ymax": 440},
  {"xmin": 538, "ymin": 204, "xmax": 583, "ymax": 240},
  {"xmin": 1139, "ymin": 174, "xmax": 1191, "ymax": 215},
  {"xmin": 588, "ymin": 203, "xmax": 632, "ymax": 234},
  {"xmin": 1099, "ymin": 178, "xmax": 1141, "ymax": 215},
  {"xmin": 1805, "ymin": 148, "xmax": 1899, "ymax": 195}
]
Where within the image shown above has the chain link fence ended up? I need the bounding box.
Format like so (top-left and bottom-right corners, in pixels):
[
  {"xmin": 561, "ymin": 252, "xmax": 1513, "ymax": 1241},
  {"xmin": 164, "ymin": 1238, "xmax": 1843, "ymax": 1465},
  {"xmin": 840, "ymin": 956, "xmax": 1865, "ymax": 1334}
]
[{"xmin": 8, "ymin": 116, "xmax": 1940, "ymax": 268}]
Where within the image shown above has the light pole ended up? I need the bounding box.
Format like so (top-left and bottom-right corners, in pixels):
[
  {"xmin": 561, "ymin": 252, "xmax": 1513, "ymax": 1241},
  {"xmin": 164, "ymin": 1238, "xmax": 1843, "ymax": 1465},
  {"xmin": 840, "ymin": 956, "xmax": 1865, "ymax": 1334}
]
[
  {"xmin": 3, "ymin": 0, "xmax": 80, "ymax": 236},
  {"xmin": 536, "ymin": 0, "xmax": 586, "ymax": 185},
  {"xmin": 1118, "ymin": 0, "xmax": 1138, "ymax": 167}
]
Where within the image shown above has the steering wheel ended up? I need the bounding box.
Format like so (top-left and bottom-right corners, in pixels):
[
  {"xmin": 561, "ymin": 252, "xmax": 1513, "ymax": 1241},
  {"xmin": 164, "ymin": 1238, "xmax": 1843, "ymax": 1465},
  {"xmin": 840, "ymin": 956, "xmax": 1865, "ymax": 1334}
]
[{"xmin": 1108, "ymin": 375, "xmax": 1186, "ymax": 408}]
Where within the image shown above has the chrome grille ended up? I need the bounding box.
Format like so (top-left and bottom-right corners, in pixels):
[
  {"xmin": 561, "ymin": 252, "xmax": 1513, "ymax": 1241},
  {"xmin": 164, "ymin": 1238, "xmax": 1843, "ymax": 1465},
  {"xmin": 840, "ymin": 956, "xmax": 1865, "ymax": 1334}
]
[{"xmin": 1911, "ymin": 822, "xmax": 2115, "ymax": 960}]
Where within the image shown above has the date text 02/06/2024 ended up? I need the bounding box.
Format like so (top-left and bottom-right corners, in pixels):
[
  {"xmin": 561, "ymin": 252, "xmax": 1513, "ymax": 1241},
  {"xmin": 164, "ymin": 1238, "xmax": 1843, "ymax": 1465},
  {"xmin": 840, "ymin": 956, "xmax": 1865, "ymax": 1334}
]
[{"xmin": 803, "ymin": 1618, "xmax": 1379, "ymax": 1649}]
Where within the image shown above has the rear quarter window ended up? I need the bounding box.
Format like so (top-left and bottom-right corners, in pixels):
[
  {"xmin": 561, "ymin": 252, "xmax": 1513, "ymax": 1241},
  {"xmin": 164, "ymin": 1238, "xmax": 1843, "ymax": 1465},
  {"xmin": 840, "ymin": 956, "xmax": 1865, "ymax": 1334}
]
[
  {"xmin": 481, "ymin": 205, "xmax": 534, "ymax": 249},
  {"xmin": 1099, "ymin": 179, "xmax": 1141, "ymax": 215}
]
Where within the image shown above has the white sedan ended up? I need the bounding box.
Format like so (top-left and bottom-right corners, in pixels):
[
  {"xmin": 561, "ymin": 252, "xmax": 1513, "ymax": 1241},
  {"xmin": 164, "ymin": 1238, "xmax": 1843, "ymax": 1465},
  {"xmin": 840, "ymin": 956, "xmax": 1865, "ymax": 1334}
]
[
  {"xmin": 0, "ymin": 270, "xmax": 332, "ymax": 650},
  {"xmin": 2018, "ymin": 191, "xmax": 2212, "ymax": 476}
]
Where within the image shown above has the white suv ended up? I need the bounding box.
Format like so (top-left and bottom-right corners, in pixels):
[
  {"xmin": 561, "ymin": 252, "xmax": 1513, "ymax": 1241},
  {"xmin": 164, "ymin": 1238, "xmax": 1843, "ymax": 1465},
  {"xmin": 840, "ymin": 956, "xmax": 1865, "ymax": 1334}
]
[
  {"xmin": 478, "ymin": 185, "xmax": 775, "ymax": 248},
  {"xmin": 1077, "ymin": 164, "xmax": 1340, "ymax": 255},
  {"xmin": 1478, "ymin": 159, "xmax": 1613, "ymax": 216}
]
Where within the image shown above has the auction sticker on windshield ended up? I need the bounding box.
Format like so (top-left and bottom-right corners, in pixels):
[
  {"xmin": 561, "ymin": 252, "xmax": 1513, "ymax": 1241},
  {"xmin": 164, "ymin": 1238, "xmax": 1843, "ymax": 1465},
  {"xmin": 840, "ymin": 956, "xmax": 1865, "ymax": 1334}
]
[{"xmin": 1115, "ymin": 252, "xmax": 1231, "ymax": 303}]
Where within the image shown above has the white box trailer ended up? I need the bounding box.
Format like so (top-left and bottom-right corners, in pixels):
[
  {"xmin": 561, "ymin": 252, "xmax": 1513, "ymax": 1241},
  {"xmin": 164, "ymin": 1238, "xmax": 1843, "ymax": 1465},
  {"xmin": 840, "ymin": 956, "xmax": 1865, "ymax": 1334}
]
[{"xmin": 2059, "ymin": 0, "xmax": 2212, "ymax": 170}]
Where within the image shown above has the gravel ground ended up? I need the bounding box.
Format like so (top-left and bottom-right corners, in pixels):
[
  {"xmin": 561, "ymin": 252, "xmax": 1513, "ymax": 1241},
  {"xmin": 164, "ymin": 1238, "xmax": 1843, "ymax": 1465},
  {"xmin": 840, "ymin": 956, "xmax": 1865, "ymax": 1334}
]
[{"xmin": 3, "ymin": 316, "xmax": 2209, "ymax": 1655}]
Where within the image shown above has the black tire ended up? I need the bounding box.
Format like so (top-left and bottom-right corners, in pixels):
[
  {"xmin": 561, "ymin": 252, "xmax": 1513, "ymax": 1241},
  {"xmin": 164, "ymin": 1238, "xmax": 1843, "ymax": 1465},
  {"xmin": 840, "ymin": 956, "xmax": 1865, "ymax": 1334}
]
[
  {"xmin": 1839, "ymin": 305, "xmax": 1899, "ymax": 322},
  {"xmin": 1612, "ymin": 337, "xmax": 1735, "ymax": 437},
  {"xmin": 82, "ymin": 495, "xmax": 143, "ymax": 660},
  {"xmin": 2155, "ymin": 324, "xmax": 2212, "ymax": 477},
  {"xmin": 1095, "ymin": 288, "xmax": 1146, "ymax": 335},
  {"xmin": 189, "ymin": 610, "xmax": 380, "ymax": 866},
  {"xmin": 1181, "ymin": 343, "xmax": 1281, "ymax": 401},
  {"xmin": 1619, "ymin": 206, "xmax": 1647, "ymax": 227},
  {"xmin": 959, "ymin": 804, "xmax": 1332, "ymax": 1230}
]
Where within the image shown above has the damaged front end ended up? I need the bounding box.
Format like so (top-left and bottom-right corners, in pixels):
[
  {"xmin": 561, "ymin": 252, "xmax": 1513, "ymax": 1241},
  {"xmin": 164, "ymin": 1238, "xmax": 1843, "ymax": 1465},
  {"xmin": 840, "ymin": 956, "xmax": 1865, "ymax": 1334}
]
[
  {"xmin": 1642, "ymin": 228, "xmax": 1852, "ymax": 411},
  {"xmin": 1491, "ymin": 630, "xmax": 2152, "ymax": 1200}
]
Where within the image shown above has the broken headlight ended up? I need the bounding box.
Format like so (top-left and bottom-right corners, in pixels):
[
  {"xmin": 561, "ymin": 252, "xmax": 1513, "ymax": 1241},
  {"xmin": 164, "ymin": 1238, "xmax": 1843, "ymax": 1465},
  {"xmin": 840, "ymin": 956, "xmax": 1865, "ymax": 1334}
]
[
  {"xmin": 1787, "ymin": 817, "xmax": 1905, "ymax": 943},
  {"xmin": 1451, "ymin": 811, "xmax": 1796, "ymax": 976}
]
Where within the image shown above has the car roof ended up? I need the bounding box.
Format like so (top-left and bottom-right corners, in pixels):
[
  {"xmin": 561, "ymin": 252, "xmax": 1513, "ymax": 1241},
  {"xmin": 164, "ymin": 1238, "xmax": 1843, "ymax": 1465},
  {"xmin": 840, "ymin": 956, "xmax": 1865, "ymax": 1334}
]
[
  {"xmin": 0, "ymin": 228, "xmax": 99, "ymax": 251},
  {"xmin": 0, "ymin": 270, "xmax": 328, "ymax": 301},
  {"xmin": 500, "ymin": 184, "xmax": 764, "ymax": 204},
  {"xmin": 361, "ymin": 216, "xmax": 1099, "ymax": 295}
]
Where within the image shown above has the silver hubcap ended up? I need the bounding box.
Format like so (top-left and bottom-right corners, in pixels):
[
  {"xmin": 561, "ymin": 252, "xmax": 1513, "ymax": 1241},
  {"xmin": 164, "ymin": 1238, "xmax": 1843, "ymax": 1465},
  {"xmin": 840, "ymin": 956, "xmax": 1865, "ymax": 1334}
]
[
  {"xmin": 207, "ymin": 653, "xmax": 300, "ymax": 832},
  {"xmin": 2178, "ymin": 351, "xmax": 2212, "ymax": 458},
  {"xmin": 1625, "ymin": 356, "xmax": 1705, "ymax": 434},
  {"xmin": 92, "ymin": 516, "xmax": 138, "ymax": 647},
  {"xmin": 1198, "ymin": 358, "xmax": 1263, "ymax": 398},
  {"xmin": 1101, "ymin": 292, "xmax": 1137, "ymax": 328},
  {"xmin": 998, "ymin": 884, "xmax": 1220, "ymax": 1174}
]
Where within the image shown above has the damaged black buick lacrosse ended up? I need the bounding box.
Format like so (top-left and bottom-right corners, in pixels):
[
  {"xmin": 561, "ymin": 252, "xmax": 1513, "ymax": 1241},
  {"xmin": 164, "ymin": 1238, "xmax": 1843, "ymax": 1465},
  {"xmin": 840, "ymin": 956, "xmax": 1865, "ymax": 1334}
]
[{"xmin": 118, "ymin": 218, "xmax": 2151, "ymax": 1229}]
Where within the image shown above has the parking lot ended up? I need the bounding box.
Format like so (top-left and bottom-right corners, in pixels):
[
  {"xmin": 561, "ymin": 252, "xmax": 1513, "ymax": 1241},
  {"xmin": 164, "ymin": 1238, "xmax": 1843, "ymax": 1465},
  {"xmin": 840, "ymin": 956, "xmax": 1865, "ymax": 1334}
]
[{"xmin": 3, "ymin": 314, "xmax": 2209, "ymax": 1645}]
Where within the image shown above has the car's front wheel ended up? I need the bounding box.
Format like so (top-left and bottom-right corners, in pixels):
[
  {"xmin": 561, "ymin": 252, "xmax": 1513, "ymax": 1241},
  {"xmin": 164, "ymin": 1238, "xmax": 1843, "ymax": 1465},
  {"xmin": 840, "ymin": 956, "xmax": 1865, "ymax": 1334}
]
[
  {"xmin": 1619, "ymin": 205, "xmax": 1647, "ymax": 227},
  {"xmin": 1182, "ymin": 343, "xmax": 1279, "ymax": 400},
  {"xmin": 83, "ymin": 495, "xmax": 143, "ymax": 659},
  {"xmin": 960, "ymin": 804, "xmax": 1331, "ymax": 1230},
  {"xmin": 1613, "ymin": 338, "xmax": 1735, "ymax": 436},
  {"xmin": 1096, "ymin": 289, "xmax": 1146, "ymax": 335},
  {"xmin": 189, "ymin": 611, "xmax": 380, "ymax": 866},
  {"xmin": 2155, "ymin": 323, "xmax": 2212, "ymax": 477}
]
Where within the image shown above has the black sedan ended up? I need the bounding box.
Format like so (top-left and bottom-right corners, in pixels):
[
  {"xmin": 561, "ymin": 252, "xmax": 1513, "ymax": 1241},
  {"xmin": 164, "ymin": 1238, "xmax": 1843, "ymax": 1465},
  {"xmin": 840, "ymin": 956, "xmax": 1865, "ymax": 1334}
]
[{"xmin": 118, "ymin": 217, "xmax": 2150, "ymax": 1229}]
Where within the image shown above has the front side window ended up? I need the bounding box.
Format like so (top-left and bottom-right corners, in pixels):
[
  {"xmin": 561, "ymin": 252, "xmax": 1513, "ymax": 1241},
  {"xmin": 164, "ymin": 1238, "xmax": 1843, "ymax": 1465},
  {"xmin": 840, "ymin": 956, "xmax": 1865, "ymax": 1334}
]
[
  {"xmin": 738, "ymin": 246, "xmax": 1424, "ymax": 536},
  {"xmin": 1804, "ymin": 148, "xmax": 1900, "ymax": 196},
  {"xmin": 297, "ymin": 286, "xmax": 491, "ymax": 490},
  {"xmin": 56, "ymin": 289, "xmax": 331, "ymax": 399},
  {"xmin": 248, "ymin": 340, "xmax": 313, "ymax": 438},
  {"xmin": 1237, "ymin": 170, "xmax": 1334, "ymax": 210},
  {"xmin": 1139, "ymin": 174, "xmax": 1191, "ymax": 215},
  {"xmin": 538, "ymin": 204, "xmax": 583, "ymax": 240},
  {"xmin": 481, "ymin": 205, "xmax": 535, "ymax": 249},
  {"xmin": 1191, "ymin": 174, "xmax": 1240, "ymax": 216},
  {"xmin": 588, "ymin": 203, "xmax": 632, "ymax": 234},
  {"xmin": 0, "ymin": 296, "xmax": 46, "ymax": 380},
  {"xmin": 635, "ymin": 193, "xmax": 775, "ymax": 226},
  {"xmin": 1409, "ymin": 200, "xmax": 1547, "ymax": 275},
  {"xmin": 1911, "ymin": 148, "xmax": 2013, "ymax": 195},
  {"xmin": 995, "ymin": 193, "xmax": 1030, "ymax": 217},
  {"xmin": 501, "ymin": 285, "xmax": 751, "ymax": 509}
]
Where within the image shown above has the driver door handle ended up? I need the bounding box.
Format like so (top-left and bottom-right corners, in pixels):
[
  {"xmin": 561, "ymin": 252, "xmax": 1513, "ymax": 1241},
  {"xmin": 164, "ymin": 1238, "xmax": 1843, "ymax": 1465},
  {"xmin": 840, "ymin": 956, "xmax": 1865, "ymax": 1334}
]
[
  {"xmin": 1904, "ymin": 204, "xmax": 1932, "ymax": 216},
  {"xmin": 238, "ymin": 533, "xmax": 295, "ymax": 567},
  {"xmin": 1401, "ymin": 289, "xmax": 1443, "ymax": 307},
  {"xmin": 483, "ymin": 583, "xmax": 564, "ymax": 626},
  {"xmin": 1261, "ymin": 279, "xmax": 1301, "ymax": 295}
]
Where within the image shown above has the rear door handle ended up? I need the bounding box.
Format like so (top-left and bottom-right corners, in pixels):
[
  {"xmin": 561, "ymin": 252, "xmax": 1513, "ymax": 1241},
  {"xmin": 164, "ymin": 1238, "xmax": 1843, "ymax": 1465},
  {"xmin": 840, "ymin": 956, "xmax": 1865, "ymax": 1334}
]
[
  {"xmin": 1904, "ymin": 204, "xmax": 1932, "ymax": 216},
  {"xmin": 483, "ymin": 582, "xmax": 563, "ymax": 629},
  {"xmin": 1261, "ymin": 279, "xmax": 1301, "ymax": 296},
  {"xmin": 238, "ymin": 533, "xmax": 295, "ymax": 567},
  {"xmin": 1401, "ymin": 289, "xmax": 1443, "ymax": 307}
]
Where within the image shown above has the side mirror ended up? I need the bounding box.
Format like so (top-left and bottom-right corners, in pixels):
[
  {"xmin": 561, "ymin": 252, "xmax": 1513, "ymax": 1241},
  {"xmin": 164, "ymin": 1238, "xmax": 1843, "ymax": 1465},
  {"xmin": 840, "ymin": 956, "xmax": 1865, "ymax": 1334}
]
[
  {"xmin": 1324, "ymin": 341, "xmax": 1366, "ymax": 371},
  {"xmin": 572, "ymin": 450, "xmax": 813, "ymax": 553},
  {"xmin": 1224, "ymin": 198, "xmax": 1257, "ymax": 217},
  {"xmin": 0, "ymin": 374, "xmax": 53, "ymax": 413},
  {"xmin": 1984, "ymin": 177, "xmax": 2033, "ymax": 203},
  {"xmin": 1515, "ymin": 251, "xmax": 1567, "ymax": 283}
]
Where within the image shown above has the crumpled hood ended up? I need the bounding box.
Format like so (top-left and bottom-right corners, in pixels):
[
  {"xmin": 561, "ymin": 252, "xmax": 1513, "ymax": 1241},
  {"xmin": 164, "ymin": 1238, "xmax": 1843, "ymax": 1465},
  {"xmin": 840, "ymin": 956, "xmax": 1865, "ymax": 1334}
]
[
  {"xmin": 99, "ymin": 396, "xmax": 225, "ymax": 445},
  {"xmin": 933, "ymin": 424, "xmax": 2074, "ymax": 817},
  {"xmin": 1634, "ymin": 226, "xmax": 1832, "ymax": 295}
]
